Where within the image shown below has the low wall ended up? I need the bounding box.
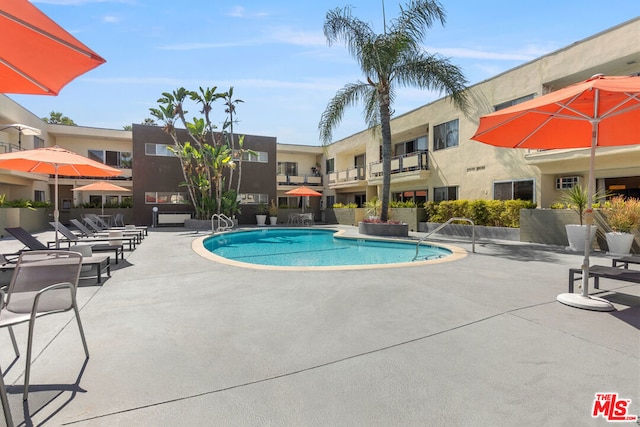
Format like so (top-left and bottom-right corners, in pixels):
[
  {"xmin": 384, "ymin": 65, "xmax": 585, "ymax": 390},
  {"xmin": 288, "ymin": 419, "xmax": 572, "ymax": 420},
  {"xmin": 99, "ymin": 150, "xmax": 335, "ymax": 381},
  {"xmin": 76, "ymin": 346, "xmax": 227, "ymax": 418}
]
[
  {"xmin": 418, "ymin": 222, "xmax": 519, "ymax": 241},
  {"xmin": 0, "ymin": 207, "xmax": 52, "ymax": 235}
]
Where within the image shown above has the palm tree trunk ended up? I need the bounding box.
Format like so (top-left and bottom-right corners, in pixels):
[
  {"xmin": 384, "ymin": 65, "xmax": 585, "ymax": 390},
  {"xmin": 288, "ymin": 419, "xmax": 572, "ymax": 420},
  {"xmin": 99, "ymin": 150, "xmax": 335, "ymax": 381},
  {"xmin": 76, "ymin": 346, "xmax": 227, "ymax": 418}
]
[{"xmin": 379, "ymin": 91, "xmax": 393, "ymax": 222}]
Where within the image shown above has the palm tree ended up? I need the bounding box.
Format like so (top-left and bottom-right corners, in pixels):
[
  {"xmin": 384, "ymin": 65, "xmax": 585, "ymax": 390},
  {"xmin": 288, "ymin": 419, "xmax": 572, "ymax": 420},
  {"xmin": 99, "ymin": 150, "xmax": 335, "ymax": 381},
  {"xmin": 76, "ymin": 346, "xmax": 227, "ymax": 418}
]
[{"xmin": 319, "ymin": 0, "xmax": 469, "ymax": 222}]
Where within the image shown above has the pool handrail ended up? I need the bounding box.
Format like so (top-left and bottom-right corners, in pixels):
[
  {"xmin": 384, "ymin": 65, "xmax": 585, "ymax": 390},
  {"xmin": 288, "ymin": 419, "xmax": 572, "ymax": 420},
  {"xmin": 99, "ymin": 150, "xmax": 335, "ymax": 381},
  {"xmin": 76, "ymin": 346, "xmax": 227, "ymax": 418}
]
[
  {"xmin": 413, "ymin": 217, "xmax": 475, "ymax": 261},
  {"xmin": 211, "ymin": 214, "xmax": 234, "ymax": 232}
]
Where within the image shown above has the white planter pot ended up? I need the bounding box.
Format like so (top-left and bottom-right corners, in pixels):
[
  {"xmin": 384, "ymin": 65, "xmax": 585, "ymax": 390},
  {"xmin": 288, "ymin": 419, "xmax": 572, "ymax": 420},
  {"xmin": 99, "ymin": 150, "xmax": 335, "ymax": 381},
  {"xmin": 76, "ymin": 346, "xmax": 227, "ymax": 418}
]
[
  {"xmin": 565, "ymin": 224, "xmax": 596, "ymax": 252},
  {"xmin": 605, "ymin": 232, "xmax": 634, "ymax": 256},
  {"xmin": 269, "ymin": 216, "xmax": 278, "ymax": 225},
  {"xmin": 256, "ymin": 214, "xmax": 267, "ymax": 226}
]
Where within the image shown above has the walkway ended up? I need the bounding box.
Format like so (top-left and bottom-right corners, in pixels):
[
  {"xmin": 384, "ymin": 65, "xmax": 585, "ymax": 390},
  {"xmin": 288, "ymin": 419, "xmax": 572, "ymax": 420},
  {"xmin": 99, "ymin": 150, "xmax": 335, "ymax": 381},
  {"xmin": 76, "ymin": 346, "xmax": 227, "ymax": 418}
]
[{"xmin": 0, "ymin": 227, "xmax": 637, "ymax": 426}]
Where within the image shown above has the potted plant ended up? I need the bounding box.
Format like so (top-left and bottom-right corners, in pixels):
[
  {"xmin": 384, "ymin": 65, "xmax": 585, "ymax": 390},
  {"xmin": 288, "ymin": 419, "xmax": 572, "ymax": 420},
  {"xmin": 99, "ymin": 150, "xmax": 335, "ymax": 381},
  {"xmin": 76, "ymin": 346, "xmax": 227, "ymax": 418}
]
[
  {"xmin": 255, "ymin": 203, "xmax": 268, "ymax": 226},
  {"xmin": 559, "ymin": 184, "xmax": 604, "ymax": 252},
  {"xmin": 268, "ymin": 199, "xmax": 278, "ymax": 225},
  {"xmin": 603, "ymin": 196, "xmax": 640, "ymax": 255}
]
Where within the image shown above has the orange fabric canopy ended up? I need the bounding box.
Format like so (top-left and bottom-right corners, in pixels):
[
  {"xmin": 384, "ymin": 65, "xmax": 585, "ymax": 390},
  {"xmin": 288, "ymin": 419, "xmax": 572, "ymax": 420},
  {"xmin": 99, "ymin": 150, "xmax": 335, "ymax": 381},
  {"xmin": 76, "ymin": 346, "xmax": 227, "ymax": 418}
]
[
  {"xmin": 0, "ymin": 0, "xmax": 106, "ymax": 95},
  {"xmin": 285, "ymin": 186, "xmax": 322, "ymax": 197},
  {"xmin": 0, "ymin": 146, "xmax": 121, "ymax": 177},
  {"xmin": 471, "ymin": 75, "xmax": 640, "ymax": 150},
  {"xmin": 72, "ymin": 181, "xmax": 130, "ymax": 193}
]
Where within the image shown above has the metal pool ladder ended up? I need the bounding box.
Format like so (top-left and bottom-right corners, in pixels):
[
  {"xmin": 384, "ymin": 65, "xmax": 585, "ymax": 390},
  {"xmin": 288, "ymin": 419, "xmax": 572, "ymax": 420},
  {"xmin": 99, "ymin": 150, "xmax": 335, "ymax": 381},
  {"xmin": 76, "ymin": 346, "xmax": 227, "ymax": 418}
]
[
  {"xmin": 413, "ymin": 217, "xmax": 475, "ymax": 261},
  {"xmin": 211, "ymin": 214, "xmax": 234, "ymax": 232}
]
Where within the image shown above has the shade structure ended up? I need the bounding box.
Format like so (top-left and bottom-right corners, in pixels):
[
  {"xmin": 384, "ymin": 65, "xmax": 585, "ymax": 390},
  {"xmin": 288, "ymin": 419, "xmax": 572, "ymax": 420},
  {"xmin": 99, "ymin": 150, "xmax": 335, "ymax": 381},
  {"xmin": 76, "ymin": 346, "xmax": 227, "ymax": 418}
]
[
  {"xmin": 471, "ymin": 74, "xmax": 640, "ymax": 311},
  {"xmin": 285, "ymin": 186, "xmax": 322, "ymax": 197},
  {"xmin": 0, "ymin": 0, "xmax": 106, "ymax": 95},
  {"xmin": 0, "ymin": 146, "xmax": 122, "ymax": 247},
  {"xmin": 285, "ymin": 186, "xmax": 322, "ymax": 213},
  {"xmin": 72, "ymin": 181, "xmax": 130, "ymax": 216},
  {"xmin": 0, "ymin": 123, "xmax": 41, "ymax": 149}
]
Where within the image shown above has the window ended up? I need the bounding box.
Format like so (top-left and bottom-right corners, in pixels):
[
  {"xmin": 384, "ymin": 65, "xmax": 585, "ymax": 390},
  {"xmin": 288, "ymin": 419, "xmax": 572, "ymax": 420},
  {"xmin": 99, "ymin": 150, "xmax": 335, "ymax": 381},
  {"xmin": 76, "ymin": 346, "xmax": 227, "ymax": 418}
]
[
  {"xmin": 278, "ymin": 196, "xmax": 298, "ymax": 208},
  {"xmin": 433, "ymin": 119, "xmax": 459, "ymax": 150},
  {"xmin": 144, "ymin": 192, "xmax": 187, "ymax": 204},
  {"xmin": 34, "ymin": 190, "xmax": 45, "ymax": 202},
  {"xmin": 238, "ymin": 193, "xmax": 268, "ymax": 204},
  {"xmin": 277, "ymin": 162, "xmax": 297, "ymax": 175},
  {"xmin": 33, "ymin": 136, "xmax": 44, "ymax": 149},
  {"xmin": 494, "ymin": 179, "xmax": 534, "ymax": 201},
  {"xmin": 326, "ymin": 158, "xmax": 335, "ymax": 173},
  {"xmin": 392, "ymin": 190, "xmax": 427, "ymax": 205},
  {"xmin": 145, "ymin": 143, "xmax": 174, "ymax": 157},
  {"xmin": 434, "ymin": 186, "xmax": 458, "ymax": 202},
  {"xmin": 495, "ymin": 94, "xmax": 535, "ymax": 111},
  {"xmin": 354, "ymin": 154, "xmax": 366, "ymax": 168},
  {"xmin": 326, "ymin": 195, "xmax": 335, "ymax": 208},
  {"xmin": 240, "ymin": 151, "xmax": 268, "ymax": 163},
  {"xmin": 89, "ymin": 149, "xmax": 133, "ymax": 167},
  {"xmin": 556, "ymin": 176, "xmax": 581, "ymax": 190}
]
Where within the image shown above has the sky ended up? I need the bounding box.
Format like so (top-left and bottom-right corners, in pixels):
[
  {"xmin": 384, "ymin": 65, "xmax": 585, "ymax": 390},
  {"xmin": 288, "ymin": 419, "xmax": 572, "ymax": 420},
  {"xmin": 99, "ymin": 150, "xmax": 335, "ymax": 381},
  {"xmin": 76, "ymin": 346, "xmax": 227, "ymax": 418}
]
[{"xmin": 8, "ymin": 0, "xmax": 640, "ymax": 145}]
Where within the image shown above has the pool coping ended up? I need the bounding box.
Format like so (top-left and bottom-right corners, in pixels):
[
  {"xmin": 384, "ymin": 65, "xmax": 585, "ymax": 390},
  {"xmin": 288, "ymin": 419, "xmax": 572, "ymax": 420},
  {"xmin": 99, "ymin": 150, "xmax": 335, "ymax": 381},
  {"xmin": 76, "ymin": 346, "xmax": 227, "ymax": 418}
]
[{"xmin": 191, "ymin": 226, "xmax": 467, "ymax": 271}]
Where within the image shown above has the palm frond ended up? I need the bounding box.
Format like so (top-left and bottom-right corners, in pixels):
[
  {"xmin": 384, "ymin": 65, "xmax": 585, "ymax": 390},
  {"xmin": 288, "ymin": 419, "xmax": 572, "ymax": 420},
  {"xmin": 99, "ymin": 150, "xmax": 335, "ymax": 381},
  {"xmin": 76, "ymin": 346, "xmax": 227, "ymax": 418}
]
[
  {"xmin": 394, "ymin": 51, "xmax": 470, "ymax": 113},
  {"xmin": 393, "ymin": 0, "xmax": 446, "ymax": 42},
  {"xmin": 318, "ymin": 82, "xmax": 376, "ymax": 144},
  {"xmin": 324, "ymin": 7, "xmax": 376, "ymax": 69}
]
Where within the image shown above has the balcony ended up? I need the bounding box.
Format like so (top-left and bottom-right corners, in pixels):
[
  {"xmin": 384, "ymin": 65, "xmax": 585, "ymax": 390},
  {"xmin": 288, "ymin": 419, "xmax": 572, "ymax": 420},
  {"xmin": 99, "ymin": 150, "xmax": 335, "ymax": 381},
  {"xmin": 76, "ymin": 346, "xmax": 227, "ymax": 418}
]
[
  {"xmin": 277, "ymin": 174, "xmax": 322, "ymax": 188},
  {"xmin": 327, "ymin": 166, "xmax": 366, "ymax": 189},
  {"xmin": 368, "ymin": 151, "xmax": 430, "ymax": 184}
]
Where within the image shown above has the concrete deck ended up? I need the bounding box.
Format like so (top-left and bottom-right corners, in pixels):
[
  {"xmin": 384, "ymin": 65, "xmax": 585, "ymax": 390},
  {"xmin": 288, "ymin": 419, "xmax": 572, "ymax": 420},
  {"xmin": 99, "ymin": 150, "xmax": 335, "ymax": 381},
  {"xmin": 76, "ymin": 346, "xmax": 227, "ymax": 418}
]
[{"xmin": 0, "ymin": 227, "xmax": 638, "ymax": 426}]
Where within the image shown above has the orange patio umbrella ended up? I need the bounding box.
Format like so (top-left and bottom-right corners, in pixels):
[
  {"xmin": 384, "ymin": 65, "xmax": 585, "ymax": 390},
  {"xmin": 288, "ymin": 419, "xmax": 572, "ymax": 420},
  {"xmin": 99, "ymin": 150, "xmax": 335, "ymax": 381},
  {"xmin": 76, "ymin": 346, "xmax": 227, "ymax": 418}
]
[
  {"xmin": 285, "ymin": 185, "xmax": 322, "ymax": 213},
  {"xmin": 72, "ymin": 181, "xmax": 130, "ymax": 216},
  {"xmin": 0, "ymin": 146, "xmax": 121, "ymax": 247},
  {"xmin": 471, "ymin": 74, "xmax": 640, "ymax": 311},
  {"xmin": 0, "ymin": 0, "xmax": 106, "ymax": 95}
]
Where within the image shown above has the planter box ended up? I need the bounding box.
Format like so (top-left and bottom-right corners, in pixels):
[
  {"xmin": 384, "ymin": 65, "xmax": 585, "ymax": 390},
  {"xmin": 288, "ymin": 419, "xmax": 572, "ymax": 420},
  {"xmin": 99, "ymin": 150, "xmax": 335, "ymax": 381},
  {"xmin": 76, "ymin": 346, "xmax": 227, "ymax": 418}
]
[
  {"xmin": 325, "ymin": 208, "xmax": 365, "ymax": 226},
  {"xmin": 0, "ymin": 207, "xmax": 51, "ymax": 234},
  {"xmin": 419, "ymin": 222, "xmax": 519, "ymax": 241},
  {"xmin": 389, "ymin": 208, "xmax": 426, "ymax": 232},
  {"xmin": 359, "ymin": 221, "xmax": 408, "ymax": 237}
]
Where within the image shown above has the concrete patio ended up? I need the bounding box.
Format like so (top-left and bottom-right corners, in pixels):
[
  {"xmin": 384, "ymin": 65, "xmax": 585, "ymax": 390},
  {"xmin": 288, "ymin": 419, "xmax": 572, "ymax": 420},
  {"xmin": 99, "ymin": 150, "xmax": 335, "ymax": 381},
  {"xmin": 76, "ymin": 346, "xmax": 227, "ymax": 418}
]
[{"xmin": 0, "ymin": 226, "xmax": 637, "ymax": 426}]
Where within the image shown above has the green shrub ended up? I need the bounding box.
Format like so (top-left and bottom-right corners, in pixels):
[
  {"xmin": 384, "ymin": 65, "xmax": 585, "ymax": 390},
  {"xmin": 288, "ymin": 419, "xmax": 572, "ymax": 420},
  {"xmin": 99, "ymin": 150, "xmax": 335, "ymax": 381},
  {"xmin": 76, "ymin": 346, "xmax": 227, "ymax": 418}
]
[
  {"xmin": 390, "ymin": 200, "xmax": 417, "ymax": 208},
  {"xmin": 423, "ymin": 199, "xmax": 536, "ymax": 228}
]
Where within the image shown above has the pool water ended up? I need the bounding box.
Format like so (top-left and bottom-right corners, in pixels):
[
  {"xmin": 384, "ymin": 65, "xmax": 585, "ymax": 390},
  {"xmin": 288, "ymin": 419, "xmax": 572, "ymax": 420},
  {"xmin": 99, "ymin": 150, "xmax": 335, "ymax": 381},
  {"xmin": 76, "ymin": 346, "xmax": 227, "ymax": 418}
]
[{"xmin": 202, "ymin": 228, "xmax": 452, "ymax": 267}]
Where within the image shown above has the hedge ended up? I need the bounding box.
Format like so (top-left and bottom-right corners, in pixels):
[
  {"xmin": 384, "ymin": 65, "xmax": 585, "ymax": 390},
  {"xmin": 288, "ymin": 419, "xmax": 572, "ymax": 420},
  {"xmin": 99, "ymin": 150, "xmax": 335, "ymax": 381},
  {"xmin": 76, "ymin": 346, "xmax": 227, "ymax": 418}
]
[{"xmin": 424, "ymin": 199, "xmax": 536, "ymax": 228}]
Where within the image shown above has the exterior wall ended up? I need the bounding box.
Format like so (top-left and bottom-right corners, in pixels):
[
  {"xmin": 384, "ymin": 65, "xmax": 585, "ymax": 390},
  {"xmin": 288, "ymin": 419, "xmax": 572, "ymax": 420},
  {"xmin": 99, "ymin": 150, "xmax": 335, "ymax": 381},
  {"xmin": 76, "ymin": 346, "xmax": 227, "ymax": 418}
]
[{"xmin": 131, "ymin": 124, "xmax": 277, "ymax": 226}]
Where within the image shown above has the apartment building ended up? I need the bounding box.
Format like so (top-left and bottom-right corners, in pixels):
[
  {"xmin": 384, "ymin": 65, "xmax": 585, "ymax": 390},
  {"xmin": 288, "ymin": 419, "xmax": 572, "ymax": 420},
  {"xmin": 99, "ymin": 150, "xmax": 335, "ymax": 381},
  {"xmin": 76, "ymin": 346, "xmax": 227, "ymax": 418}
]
[
  {"xmin": 320, "ymin": 17, "xmax": 640, "ymax": 212},
  {"xmin": 0, "ymin": 18, "xmax": 638, "ymax": 227}
]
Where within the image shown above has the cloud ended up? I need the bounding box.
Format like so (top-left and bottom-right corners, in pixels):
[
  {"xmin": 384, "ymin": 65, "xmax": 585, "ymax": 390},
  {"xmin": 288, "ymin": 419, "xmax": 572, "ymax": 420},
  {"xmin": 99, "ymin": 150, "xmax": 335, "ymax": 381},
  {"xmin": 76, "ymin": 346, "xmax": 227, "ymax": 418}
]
[
  {"xmin": 102, "ymin": 15, "xmax": 121, "ymax": 24},
  {"xmin": 426, "ymin": 43, "xmax": 559, "ymax": 62},
  {"xmin": 226, "ymin": 5, "xmax": 269, "ymax": 18}
]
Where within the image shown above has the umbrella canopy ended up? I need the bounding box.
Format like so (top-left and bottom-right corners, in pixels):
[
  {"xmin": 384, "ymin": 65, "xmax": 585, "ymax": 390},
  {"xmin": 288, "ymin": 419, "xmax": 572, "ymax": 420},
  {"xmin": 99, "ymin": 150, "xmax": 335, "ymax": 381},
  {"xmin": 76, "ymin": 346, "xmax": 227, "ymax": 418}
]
[
  {"xmin": 0, "ymin": 146, "xmax": 121, "ymax": 246},
  {"xmin": 285, "ymin": 186, "xmax": 322, "ymax": 213},
  {"xmin": 72, "ymin": 181, "xmax": 130, "ymax": 216},
  {"xmin": 0, "ymin": 0, "xmax": 106, "ymax": 95},
  {"xmin": 285, "ymin": 185, "xmax": 322, "ymax": 197},
  {"xmin": 0, "ymin": 123, "xmax": 41, "ymax": 149},
  {"xmin": 471, "ymin": 74, "xmax": 640, "ymax": 311}
]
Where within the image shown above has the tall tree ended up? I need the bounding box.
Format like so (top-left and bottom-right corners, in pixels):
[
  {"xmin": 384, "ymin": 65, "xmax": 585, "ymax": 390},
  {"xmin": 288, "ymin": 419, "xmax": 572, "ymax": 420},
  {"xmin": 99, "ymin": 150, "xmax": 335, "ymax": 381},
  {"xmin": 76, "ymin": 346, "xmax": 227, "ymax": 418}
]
[
  {"xmin": 42, "ymin": 111, "xmax": 77, "ymax": 126},
  {"xmin": 319, "ymin": 0, "xmax": 469, "ymax": 221}
]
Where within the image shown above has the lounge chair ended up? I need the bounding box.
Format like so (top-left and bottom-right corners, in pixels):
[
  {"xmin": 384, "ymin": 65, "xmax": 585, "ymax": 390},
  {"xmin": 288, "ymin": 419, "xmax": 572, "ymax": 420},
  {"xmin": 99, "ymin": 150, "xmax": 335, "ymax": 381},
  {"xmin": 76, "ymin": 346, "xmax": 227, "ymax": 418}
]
[
  {"xmin": 48, "ymin": 222, "xmax": 124, "ymax": 263},
  {"xmin": 83, "ymin": 216, "xmax": 143, "ymax": 243},
  {"xmin": 95, "ymin": 213, "xmax": 148, "ymax": 236},
  {"xmin": 70, "ymin": 219, "xmax": 138, "ymax": 250},
  {"xmin": 612, "ymin": 255, "xmax": 640, "ymax": 269},
  {"xmin": 0, "ymin": 250, "xmax": 89, "ymax": 401},
  {"xmin": 3, "ymin": 228, "xmax": 111, "ymax": 283}
]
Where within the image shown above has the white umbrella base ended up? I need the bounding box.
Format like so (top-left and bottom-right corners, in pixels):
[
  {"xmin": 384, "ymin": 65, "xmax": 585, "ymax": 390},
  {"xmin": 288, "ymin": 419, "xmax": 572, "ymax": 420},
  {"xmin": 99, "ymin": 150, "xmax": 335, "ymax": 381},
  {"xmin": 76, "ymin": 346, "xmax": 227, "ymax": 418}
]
[{"xmin": 556, "ymin": 293, "xmax": 615, "ymax": 312}]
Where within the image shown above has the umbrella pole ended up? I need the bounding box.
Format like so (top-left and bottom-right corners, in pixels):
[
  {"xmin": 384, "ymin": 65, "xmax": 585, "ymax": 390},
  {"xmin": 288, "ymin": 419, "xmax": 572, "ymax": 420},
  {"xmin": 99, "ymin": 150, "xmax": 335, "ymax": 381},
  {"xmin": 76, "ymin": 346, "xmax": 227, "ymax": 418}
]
[
  {"xmin": 54, "ymin": 167, "xmax": 59, "ymax": 249},
  {"xmin": 557, "ymin": 116, "xmax": 613, "ymax": 311}
]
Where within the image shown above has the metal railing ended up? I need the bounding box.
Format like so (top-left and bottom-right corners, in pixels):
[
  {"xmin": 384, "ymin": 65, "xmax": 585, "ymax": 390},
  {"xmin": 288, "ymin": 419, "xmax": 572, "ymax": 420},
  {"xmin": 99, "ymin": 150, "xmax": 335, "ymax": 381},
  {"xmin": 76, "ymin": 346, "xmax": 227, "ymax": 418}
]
[
  {"xmin": 413, "ymin": 217, "xmax": 475, "ymax": 261},
  {"xmin": 211, "ymin": 214, "xmax": 234, "ymax": 232}
]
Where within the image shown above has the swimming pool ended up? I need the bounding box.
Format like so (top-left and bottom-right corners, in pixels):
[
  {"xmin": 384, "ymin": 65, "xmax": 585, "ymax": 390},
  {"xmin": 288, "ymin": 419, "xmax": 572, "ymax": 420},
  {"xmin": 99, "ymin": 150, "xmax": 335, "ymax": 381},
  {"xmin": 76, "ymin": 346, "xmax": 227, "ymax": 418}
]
[{"xmin": 196, "ymin": 228, "xmax": 465, "ymax": 270}]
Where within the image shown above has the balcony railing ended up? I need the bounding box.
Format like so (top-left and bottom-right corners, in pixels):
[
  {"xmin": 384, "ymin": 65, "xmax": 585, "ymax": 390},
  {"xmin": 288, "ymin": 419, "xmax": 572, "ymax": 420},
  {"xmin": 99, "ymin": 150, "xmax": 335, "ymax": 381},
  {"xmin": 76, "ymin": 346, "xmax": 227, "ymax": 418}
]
[
  {"xmin": 369, "ymin": 150, "xmax": 428, "ymax": 178},
  {"xmin": 277, "ymin": 174, "xmax": 322, "ymax": 186},
  {"xmin": 327, "ymin": 166, "xmax": 365, "ymax": 184},
  {"xmin": 0, "ymin": 142, "xmax": 23, "ymax": 153}
]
